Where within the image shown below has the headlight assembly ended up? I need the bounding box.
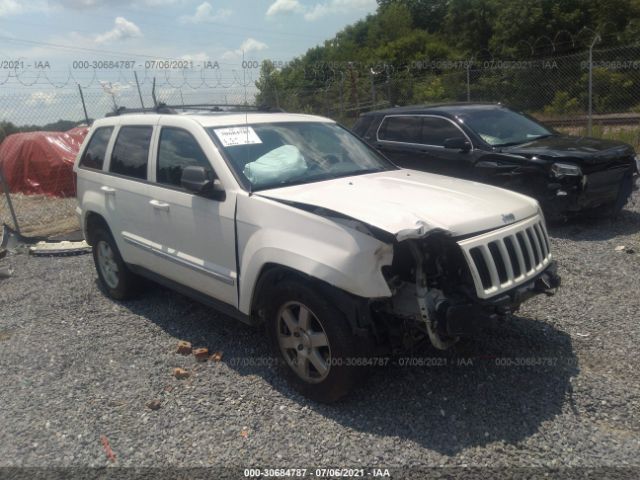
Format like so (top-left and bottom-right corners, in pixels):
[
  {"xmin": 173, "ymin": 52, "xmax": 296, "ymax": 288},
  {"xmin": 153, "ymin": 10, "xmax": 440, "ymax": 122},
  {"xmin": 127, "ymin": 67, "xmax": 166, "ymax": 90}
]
[{"xmin": 551, "ymin": 163, "xmax": 582, "ymax": 177}]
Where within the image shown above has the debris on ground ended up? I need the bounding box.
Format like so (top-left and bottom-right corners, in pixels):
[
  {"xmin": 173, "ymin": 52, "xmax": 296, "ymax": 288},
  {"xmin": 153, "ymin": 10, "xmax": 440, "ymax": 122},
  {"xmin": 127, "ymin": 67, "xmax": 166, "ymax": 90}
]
[
  {"xmin": 0, "ymin": 265, "xmax": 12, "ymax": 279},
  {"xmin": 210, "ymin": 351, "xmax": 223, "ymax": 362},
  {"xmin": 29, "ymin": 240, "xmax": 90, "ymax": 257},
  {"xmin": 146, "ymin": 400, "xmax": 162, "ymax": 411},
  {"xmin": 99, "ymin": 435, "xmax": 116, "ymax": 462},
  {"xmin": 176, "ymin": 340, "xmax": 192, "ymax": 355},
  {"xmin": 172, "ymin": 368, "xmax": 190, "ymax": 379},
  {"xmin": 193, "ymin": 347, "xmax": 209, "ymax": 362},
  {"xmin": 240, "ymin": 427, "xmax": 249, "ymax": 439},
  {"xmin": 615, "ymin": 245, "xmax": 626, "ymax": 251}
]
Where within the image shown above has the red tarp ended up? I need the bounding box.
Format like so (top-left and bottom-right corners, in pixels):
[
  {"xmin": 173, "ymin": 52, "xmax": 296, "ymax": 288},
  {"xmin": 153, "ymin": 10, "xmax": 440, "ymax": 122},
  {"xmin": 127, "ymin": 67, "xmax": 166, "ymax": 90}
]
[{"xmin": 0, "ymin": 126, "xmax": 89, "ymax": 197}]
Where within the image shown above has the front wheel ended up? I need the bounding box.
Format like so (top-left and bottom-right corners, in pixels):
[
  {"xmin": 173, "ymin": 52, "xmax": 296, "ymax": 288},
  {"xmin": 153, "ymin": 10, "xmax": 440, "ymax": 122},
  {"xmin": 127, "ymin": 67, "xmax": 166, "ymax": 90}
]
[{"xmin": 265, "ymin": 279, "xmax": 363, "ymax": 402}]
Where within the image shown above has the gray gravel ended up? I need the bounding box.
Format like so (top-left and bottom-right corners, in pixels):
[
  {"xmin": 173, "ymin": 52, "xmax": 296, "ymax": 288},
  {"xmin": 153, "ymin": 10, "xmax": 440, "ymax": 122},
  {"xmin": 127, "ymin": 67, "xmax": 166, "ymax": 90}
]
[{"xmin": 0, "ymin": 192, "xmax": 639, "ymax": 475}]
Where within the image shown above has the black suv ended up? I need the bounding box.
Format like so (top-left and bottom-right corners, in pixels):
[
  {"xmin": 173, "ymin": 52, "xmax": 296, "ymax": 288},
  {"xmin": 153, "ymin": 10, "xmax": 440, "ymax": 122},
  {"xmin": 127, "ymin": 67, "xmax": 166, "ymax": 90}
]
[{"xmin": 353, "ymin": 104, "xmax": 639, "ymax": 218}]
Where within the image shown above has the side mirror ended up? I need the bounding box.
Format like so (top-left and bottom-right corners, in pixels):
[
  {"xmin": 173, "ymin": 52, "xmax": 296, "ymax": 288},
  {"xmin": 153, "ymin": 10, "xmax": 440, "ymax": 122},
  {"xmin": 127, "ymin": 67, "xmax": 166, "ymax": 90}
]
[
  {"xmin": 443, "ymin": 137, "xmax": 471, "ymax": 152},
  {"xmin": 181, "ymin": 166, "xmax": 225, "ymax": 200}
]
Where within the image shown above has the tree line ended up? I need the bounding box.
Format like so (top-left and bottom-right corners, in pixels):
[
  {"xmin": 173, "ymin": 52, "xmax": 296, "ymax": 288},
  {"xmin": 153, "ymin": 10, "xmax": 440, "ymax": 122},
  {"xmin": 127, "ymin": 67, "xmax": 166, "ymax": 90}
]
[{"xmin": 255, "ymin": 0, "xmax": 640, "ymax": 122}]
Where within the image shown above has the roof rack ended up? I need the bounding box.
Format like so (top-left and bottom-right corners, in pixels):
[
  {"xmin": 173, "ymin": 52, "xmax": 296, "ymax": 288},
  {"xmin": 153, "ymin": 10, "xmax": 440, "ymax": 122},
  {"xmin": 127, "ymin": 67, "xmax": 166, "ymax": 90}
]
[{"xmin": 105, "ymin": 103, "xmax": 285, "ymax": 117}]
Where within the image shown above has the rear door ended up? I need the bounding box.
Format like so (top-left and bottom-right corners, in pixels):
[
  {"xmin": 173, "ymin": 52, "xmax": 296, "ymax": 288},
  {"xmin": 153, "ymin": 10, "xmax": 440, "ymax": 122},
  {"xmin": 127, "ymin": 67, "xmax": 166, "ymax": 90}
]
[
  {"xmin": 145, "ymin": 120, "xmax": 238, "ymax": 306},
  {"xmin": 103, "ymin": 122, "xmax": 157, "ymax": 269}
]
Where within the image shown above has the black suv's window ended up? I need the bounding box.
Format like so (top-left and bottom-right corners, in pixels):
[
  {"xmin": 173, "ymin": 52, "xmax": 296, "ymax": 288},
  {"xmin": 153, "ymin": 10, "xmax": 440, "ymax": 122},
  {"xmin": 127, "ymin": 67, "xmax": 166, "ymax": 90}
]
[
  {"xmin": 79, "ymin": 127, "xmax": 113, "ymax": 170},
  {"xmin": 110, "ymin": 126, "xmax": 153, "ymax": 180},
  {"xmin": 421, "ymin": 117, "xmax": 464, "ymax": 147},
  {"xmin": 378, "ymin": 116, "xmax": 422, "ymax": 143},
  {"xmin": 157, "ymin": 128, "xmax": 211, "ymax": 187}
]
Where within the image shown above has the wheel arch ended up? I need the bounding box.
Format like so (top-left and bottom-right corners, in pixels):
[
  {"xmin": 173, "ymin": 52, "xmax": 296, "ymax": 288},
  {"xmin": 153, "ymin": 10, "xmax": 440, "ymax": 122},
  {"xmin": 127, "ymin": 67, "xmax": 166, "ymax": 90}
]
[
  {"xmin": 84, "ymin": 211, "xmax": 111, "ymax": 246},
  {"xmin": 250, "ymin": 262, "xmax": 375, "ymax": 337}
]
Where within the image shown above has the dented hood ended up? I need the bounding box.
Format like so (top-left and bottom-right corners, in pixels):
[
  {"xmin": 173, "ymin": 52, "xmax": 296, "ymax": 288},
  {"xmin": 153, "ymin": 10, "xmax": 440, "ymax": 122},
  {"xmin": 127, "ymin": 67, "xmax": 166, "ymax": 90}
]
[{"xmin": 258, "ymin": 169, "xmax": 540, "ymax": 239}]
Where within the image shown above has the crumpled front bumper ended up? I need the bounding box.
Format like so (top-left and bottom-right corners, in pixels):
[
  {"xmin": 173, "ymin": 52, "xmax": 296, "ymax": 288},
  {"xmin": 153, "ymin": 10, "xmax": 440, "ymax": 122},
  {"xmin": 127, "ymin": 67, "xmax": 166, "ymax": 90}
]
[{"xmin": 441, "ymin": 261, "xmax": 561, "ymax": 337}]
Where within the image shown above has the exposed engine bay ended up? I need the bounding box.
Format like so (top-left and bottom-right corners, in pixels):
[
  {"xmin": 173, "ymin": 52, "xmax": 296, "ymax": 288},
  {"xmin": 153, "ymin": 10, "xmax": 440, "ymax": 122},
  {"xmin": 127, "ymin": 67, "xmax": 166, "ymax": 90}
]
[{"xmin": 373, "ymin": 224, "xmax": 560, "ymax": 352}]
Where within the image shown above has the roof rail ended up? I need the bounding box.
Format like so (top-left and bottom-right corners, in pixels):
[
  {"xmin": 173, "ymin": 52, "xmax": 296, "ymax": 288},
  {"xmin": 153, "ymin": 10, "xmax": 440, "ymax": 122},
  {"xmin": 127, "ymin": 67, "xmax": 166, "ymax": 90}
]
[{"xmin": 105, "ymin": 103, "xmax": 285, "ymax": 117}]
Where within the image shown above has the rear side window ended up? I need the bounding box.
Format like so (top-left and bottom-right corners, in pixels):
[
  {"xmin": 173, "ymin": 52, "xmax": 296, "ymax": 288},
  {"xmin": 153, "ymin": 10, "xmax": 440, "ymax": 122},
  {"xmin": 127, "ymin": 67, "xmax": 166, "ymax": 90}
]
[
  {"xmin": 378, "ymin": 116, "xmax": 422, "ymax": 143},
  {"xmin": 110, "ymin": 126, "xmax": 153, "ymax": 180},
  {"xmin": 157, "ymin": 128, "xmax": 211, "ymax": 187},
  {"xmin": 421, "ymin": 117, "xmax": 465, "ymax": 146},
  {"xmin": 79, "ymin": 127, "xmax": 113, "ymax": 170}
]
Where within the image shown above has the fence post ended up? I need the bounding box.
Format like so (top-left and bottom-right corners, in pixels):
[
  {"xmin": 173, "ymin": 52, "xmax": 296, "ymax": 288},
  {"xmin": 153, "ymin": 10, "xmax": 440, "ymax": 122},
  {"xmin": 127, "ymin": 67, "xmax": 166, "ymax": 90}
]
[
  {"xmin": 78, "ymin": 84, "xmax": 90, "ymax": 125},
  {"xmin": 348, "ymin": 63, "xmax": 359, "ymax": 118},
  {"xmin": 0, "ymin": 169, "xmax": 20, "ymax": 234},
  {"xmin": 134, "ymin": 71, "xmax": 145, "ymax": 109},
  {"xmin": 587, "ymin": 34, "xmax": 601, "ymax": 136},
  {"xmin": 370, "ymin": 71, "xmax": 376, "ymax": 106},
  {"xmin": 339, "ymin": 72, "xmax": 344, "ymax": 118},
  {"xmin": 466, "ymin": 62, "xmax": 471, "ymax": 102}
]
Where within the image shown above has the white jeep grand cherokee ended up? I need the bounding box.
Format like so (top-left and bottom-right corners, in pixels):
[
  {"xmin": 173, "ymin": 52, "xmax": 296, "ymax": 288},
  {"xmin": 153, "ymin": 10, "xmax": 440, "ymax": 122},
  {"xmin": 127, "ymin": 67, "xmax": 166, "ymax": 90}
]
[{"xmin": 74, "ymin": 107, "xmax": 560, "ymax": 402}]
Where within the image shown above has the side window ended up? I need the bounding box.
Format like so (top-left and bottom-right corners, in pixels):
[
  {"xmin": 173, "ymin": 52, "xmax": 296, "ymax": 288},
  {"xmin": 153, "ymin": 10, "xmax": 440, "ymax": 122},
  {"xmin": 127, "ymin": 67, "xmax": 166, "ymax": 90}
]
[
  {"xmin": 157, "ymin": 128, "xmax": 212, "ymax": 187},
  {"xmin": 79, "ymin": 127, "xmax": 113, "ymax": 170},
  {"xmin": 110, "ymin": 126, "xmax": 153, "ymax": 180},
  {"xmin": 421, "ymin": 117, "xmax": 465, "ymax": 147},
  {"xmin": 378, "ymin": 116, "xmax": 422, "ymax": 144}
]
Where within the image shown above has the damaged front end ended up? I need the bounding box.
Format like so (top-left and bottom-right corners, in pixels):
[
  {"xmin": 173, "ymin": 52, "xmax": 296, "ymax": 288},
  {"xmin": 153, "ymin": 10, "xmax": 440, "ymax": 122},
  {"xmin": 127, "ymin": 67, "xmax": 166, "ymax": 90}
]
[{"xmin": 372, "ymin": 215, "xmax": 561, "ymax": 352}]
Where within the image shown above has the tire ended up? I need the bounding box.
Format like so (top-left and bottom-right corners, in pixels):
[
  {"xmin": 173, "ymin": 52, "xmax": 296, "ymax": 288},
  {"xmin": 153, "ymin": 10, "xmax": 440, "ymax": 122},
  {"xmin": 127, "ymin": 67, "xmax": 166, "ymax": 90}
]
[
  {"xmin": 585, "ymin": 174, "xmax": 634, "ymax": 218},
  {"xmin": 265, "ymin": 279, "xmax": 363, "ymax": 403},
  {"xmin": 91, "ymin": 226, "xmax": 140, "ymax": 300},
  {"xmin": 609, "ymin": 174, "xmax": 634, "ymax": 217}
]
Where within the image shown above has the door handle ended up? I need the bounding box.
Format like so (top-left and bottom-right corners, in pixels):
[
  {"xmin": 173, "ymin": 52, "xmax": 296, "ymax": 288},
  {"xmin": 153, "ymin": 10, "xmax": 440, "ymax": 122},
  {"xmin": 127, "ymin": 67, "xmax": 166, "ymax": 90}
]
[
  {"xmin": 150, "ymin": 199, "xmax": 170, "ymax": 211},
  {"xmin": 100, "ymin": 186, "xmax": 116, "ymax": 195}
]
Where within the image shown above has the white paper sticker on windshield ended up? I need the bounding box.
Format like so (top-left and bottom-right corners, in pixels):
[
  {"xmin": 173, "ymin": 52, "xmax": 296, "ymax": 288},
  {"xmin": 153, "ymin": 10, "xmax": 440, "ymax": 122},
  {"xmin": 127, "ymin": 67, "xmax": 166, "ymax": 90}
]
[{"xmin": 214, "ymin": 126, "xmax": 262, "ymax": 147}]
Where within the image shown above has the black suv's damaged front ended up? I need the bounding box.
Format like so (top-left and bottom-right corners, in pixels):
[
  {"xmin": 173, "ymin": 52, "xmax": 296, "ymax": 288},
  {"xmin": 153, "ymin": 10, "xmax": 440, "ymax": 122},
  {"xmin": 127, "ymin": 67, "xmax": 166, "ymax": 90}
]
[
  {"xmin": 372, "ymin": 216, "xmax": 560, "ymax": 351},
  {"xmin": 493, "ymin": 136, "xmax": 639, "ymax": 218}
]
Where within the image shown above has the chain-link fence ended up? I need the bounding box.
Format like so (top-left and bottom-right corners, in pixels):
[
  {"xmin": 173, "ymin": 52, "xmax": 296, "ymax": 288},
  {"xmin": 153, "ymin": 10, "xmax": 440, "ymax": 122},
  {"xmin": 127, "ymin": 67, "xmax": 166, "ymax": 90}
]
[{"xmin": 2, "ymin": 43, "xmax": 640, "ymax": 239}]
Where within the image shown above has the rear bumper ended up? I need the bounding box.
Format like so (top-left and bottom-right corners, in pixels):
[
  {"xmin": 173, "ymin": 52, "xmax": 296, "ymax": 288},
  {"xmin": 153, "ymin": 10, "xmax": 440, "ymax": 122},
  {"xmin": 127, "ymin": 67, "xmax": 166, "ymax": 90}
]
[{"xmin": 442, "ymin": 261, "xmax": 560, "ymax": 337}]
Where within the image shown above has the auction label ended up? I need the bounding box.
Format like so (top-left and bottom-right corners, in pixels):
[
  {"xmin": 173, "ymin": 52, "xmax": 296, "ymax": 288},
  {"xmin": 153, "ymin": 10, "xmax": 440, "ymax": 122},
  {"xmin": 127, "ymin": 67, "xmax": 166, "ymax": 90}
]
[{"xmin": 214, "ymin": 126, "xmax": 262, "ymax": 147}]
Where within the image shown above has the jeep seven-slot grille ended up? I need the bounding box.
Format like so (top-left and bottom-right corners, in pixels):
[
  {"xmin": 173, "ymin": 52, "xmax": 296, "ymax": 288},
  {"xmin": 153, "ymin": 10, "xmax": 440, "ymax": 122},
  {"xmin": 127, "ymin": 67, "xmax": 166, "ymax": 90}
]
[{"xmin": 457, "ymin": 216, "xmax": 552, "ymax": 299}]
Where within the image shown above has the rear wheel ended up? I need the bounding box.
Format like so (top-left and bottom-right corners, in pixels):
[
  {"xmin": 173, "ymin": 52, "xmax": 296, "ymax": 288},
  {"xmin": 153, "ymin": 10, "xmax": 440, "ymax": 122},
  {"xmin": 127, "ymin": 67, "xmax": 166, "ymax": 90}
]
[
  {"xmin": 265, "ymin": 279, "xmax": 363, "ymax": 402},
  {"xmin": 91, "ymin": 227, "xmax": 140, "ymax": 300}
]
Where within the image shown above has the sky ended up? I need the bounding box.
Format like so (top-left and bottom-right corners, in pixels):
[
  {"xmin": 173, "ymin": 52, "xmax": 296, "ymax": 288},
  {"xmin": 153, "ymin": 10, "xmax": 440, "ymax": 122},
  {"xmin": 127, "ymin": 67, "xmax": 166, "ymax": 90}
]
[
  {"xmin": 0, "ymin": 0, "xmax": 379, "ymax": 124},
  {"xmin": 0, "ymin": 0, "xmax": 378, "ymax": 69}
]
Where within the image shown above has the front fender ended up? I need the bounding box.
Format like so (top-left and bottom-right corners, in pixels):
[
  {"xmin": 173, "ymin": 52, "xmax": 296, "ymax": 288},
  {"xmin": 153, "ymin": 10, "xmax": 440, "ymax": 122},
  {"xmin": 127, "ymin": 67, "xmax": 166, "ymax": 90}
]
[{"xmin": 236, "ymin": 194, "xmax": 393, "ymax": 314}]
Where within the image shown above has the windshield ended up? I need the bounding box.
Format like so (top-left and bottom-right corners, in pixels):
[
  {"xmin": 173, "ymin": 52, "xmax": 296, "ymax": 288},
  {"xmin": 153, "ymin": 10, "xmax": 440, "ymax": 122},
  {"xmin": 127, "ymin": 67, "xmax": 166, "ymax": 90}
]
[
  {"xmin": 457, "ymin": 108, "xmax": 553, "ymax": 147},
  {"xmin": 209, "ymin": 122, "xmax": 395, "ymax": 191}
]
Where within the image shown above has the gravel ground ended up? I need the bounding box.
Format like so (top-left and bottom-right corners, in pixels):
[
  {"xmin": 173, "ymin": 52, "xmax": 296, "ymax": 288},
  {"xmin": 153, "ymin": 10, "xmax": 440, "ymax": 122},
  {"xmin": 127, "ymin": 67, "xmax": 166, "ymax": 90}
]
[{"xmin": 0, "ymin": 192, "xmax": 639, "ymax": 477}]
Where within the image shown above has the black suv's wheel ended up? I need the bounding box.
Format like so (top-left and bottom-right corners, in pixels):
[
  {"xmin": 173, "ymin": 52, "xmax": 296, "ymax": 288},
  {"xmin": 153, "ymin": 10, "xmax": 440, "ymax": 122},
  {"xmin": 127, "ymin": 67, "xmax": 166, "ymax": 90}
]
[
  {"xmin": 91, "ymin": 227, "xmax": 140, "ymax": 300},
  {"xmin": 265, "ymin": 279, "xmax": 361, "ymax": 403},
  {"xmin": 609, "ymin": 174, "xmax": 634, "ymax": 216}
]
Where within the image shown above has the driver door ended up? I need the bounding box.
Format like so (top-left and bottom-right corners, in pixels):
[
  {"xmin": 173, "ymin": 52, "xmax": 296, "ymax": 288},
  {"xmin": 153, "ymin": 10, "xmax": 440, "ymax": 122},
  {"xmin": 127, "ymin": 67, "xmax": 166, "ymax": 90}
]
[
  {"xmin": 415, "ymin": 116, "xmax": 474, "ymax": 179},
  {"xmin": 145, "ymin": 121, "xmax": 238, "ymax": 307}
]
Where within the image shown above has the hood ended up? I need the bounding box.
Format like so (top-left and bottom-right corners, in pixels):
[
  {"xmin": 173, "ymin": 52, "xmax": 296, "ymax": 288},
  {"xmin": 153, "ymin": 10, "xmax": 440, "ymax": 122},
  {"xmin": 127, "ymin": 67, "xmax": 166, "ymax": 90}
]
[
  {"xmin": 257, "ymin": 169, "xmax": 539, "ymax": 239},
  {"xmin": 502, "ymin": 135, "xmax": 635, "ymax": 165}
]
